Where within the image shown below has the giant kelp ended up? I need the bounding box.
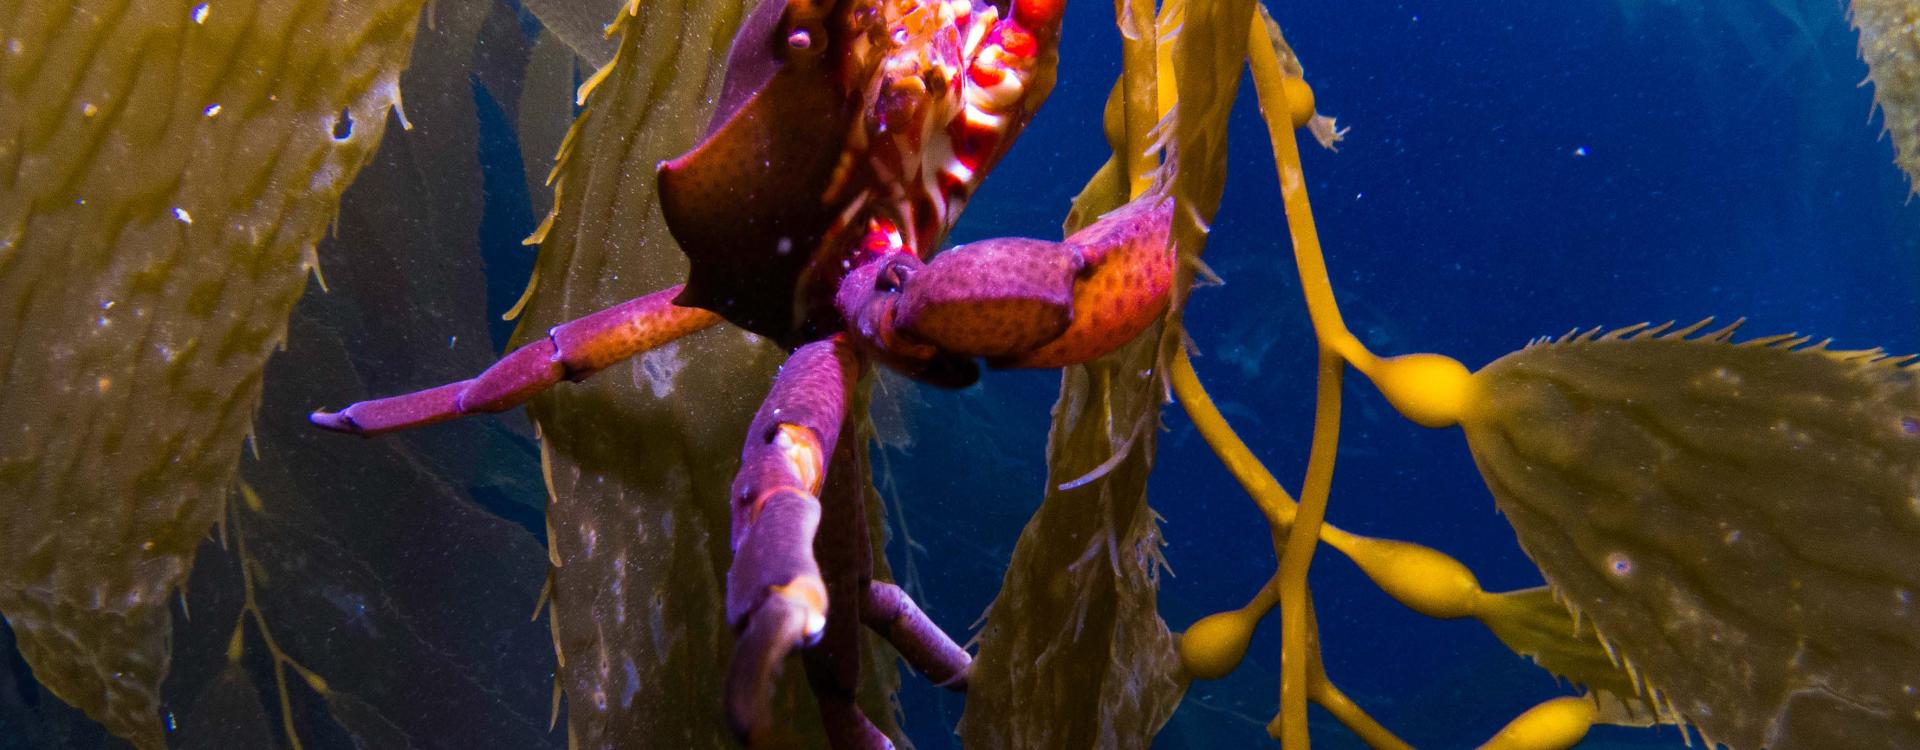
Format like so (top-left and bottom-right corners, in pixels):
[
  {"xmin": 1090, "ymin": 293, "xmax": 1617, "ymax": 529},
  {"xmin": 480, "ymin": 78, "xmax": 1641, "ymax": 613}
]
[
  {"xmin": 1462, "ymin": 324, "xmax": 1920, "ymax": 750},
  {"xmin": 1155, "ymin": 13, "xmax": 1920, "ymax": 737},
  {"xmin": 0, "ymin": 1, "xmax": 426, "ymax": 743},
  {"xmin": 1142, "ymin": 4, "xmax": 1665, "ymax": 748},
  {"xmin": 508, "ymin": 1, "xmax": 904, "ymax": 744}
]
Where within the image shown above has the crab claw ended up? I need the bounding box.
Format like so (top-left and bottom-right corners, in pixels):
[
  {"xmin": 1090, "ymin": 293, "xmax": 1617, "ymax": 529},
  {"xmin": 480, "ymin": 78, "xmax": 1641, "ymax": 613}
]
[
  {"xmin": 836, "ymin": 256, "xmax": 983, "ymax": 387},
  {"xmin": 839, "ymin": 191, "xmax": 1174, "ymax": 370}
]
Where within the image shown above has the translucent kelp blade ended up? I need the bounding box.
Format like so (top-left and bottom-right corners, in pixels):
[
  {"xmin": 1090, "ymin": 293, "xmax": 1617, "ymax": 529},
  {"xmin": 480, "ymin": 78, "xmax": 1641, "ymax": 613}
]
[
  {"xmin": 159, "ymin": 4, "xmax": 555, "ymax": 744},
  {"xmin": 172, "ymin": 303, "xmax": 555, "ymax": 748},
  {"xmin": 1478, "ymin": 587, "xmax": 1662, "ymax": 725},
  {"xmin": 1851, "ymin": 0, "xmax": 1920, "ymax": 191},
  {"xmin": 171, "ymin": 664, "xmax": 278, "ymax": 748},
  {"xmin": 521, "ymin": 0, "xmax": 625, "ymax": 68},
  {"xmin": 0, "ymin": 1, "xmax": 426, "ymax": 744},
  {"xmin": 1462, "ymin": 328, "xmax": 1920, "ymax": 750},
  {"xmin": 958, "ymin": 0, "xmax": 1248, "ymax": 744},
  {"xmin": 518, "ymin": 30, "xmax": 578, "ymax": 224},
  {"xmin": 510, "ymin": 1, "xmax": 904, "ymax": 744}
]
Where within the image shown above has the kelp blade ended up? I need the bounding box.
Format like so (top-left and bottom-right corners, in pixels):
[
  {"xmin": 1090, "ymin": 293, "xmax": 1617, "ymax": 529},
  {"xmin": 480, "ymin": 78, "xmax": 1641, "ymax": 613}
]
[
  {"xmin": 1462, "ymin": 327, "xmax": 1920, "ymax": 749},
  {"xmin": 0, "ymin": 1, "xmax": 424, "ymax": 744},
  {"xmin": 1851, "ymin": 0, "xmax": 1920, "ymax": 190},
  {"xmin": 162, "ymin": 2, "xmax": 555, "ymax": 744},
  {"xmin": 958, "ymin": 0, "xmax": 1249, "ymax": 744},
  {"xmin": 510, "ymin": 0, "xmax": 903, "ymax": 744}
]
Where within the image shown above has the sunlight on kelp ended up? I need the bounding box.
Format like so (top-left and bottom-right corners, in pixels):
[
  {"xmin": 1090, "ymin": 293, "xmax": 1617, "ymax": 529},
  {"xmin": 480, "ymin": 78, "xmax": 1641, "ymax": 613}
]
[{"xmin": 0, "ymin": 1, "xmax": 425, "ymax": 743}]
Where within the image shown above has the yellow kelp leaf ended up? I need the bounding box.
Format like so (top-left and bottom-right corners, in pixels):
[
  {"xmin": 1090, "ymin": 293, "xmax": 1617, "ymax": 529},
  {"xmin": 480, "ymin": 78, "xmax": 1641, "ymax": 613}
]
[
  {"xmin": 958, "ymin": 0, "xmax": 1251, "ymax": 745},
  {"xmin": 0, "ymin": 1, "xmax": 426, "ymax": 745},
  {"xmin": 1851, "ymin": 0, "xmax": 1920, "ymax": 190},
  {"xmin": 1462, "ymin": 324, "xmax": 1920, "ymax": 750},
  {"xmin": 510, "ymin": 2, "xmax": 904, "ymax": 744}
]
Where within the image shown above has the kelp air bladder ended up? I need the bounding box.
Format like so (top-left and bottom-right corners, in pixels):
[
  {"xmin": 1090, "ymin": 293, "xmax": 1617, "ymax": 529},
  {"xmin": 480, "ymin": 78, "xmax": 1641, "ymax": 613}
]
[{"xmin": 1170, "ymin": 54, "xmax": 1596, "ymax": 750}]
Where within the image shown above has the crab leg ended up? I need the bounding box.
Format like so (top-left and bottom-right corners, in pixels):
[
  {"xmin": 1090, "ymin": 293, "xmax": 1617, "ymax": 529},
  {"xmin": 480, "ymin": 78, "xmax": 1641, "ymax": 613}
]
[
  {"xmin": 309, "ymin": 285, "xmax": 719, "ymax": 436},
  {"xmin": 863, "ymin": 581, "xmax": 971, "ymax": 689},
  {"xmin": 724, "ymin": 335, "xmax": 862, "ymax": 744},
  {"xmin": 802, "ymin": 405, "xmax": 896, "ymax": 750},
  {"xmin": 840, "ymin": 192, "xmax": 1174, "ymax": 372}
]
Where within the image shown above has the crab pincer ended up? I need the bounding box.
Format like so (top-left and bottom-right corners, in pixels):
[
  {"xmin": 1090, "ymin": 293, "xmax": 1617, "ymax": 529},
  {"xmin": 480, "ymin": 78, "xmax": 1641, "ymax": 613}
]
[{"xmin": 839, "ymin": 190, "xmax": 1176, "ymax": 372}]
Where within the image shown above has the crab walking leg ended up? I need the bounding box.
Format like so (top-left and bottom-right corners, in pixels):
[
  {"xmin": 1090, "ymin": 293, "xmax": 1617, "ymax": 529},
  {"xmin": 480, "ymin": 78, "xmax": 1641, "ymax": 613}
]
[
  {"xmin": 724, "ymin": 335, "xmax": 862, "ymax": 744},
  {"xmin": 838, "ymin": 192, "xmax": 1174, "ymax": 371},
  {"xmin": 863, "ymin": 581, "xmax": 971, "ymax": 689},
  {"xmin": 800, "ymin": 413, "xmax": 894, "ymax": 750},
  {"xmin": 309, "ymin": 285, "xmax": 719, "ymax": 436}
]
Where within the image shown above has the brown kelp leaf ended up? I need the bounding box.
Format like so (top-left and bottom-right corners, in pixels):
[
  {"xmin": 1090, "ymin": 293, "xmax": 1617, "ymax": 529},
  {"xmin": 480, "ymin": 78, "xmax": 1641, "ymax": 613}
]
[
  {"xmin": 958, "ymin": 0, "xmax": 1249, "ymax": 745},
  {"xmin": 1851, "ymin": 0, "xmax": 1920, "ymax": 190},
  {"xmin": 0, "ymin": 1, "xmax": 426, "ymax": 744},
  {"xmin": 1462, "ymin": 324, "xmax": 1920, "ymax": 749},
  {"xmin": 511, "ymin": 0, "xmax": 902, "ymax": 744}
]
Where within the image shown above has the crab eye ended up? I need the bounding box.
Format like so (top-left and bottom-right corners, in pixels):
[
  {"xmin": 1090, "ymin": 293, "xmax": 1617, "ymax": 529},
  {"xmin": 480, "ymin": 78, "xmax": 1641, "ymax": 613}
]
[{"xmin": 786, "ymin": 28, "xmax": 813, "ymax": 49}]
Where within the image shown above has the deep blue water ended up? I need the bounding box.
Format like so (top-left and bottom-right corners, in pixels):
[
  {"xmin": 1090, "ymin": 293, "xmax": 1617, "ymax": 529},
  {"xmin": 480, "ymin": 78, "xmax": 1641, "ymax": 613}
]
[{"xmin": 885, "ymin": 0, "xmax": 1917, "ymax": 747}]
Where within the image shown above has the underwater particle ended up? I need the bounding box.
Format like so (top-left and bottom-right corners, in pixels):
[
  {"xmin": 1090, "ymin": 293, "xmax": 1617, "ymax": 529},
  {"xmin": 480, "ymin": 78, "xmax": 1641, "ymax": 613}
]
[
  {"xmin": 192, "ymin": 3, "xmax": 208, "ymax": 23},
  {"xmin": 203, "ymin": 104, "xmax": 220, "ymax": 117},
  {"xmin": 1461, "ymin": 326, "xmax": 1920, "ymax": 749},
  {"xmin": 1573, "ymin": 146, "xmax": 1588, "ymax": 157},
  {"xmin": 82, "ymin": 103, "xmax": 98, "ymax": 117},
  {"xmin": 172, "ymin": 208, "xmax": 192, "ymax": 225}
]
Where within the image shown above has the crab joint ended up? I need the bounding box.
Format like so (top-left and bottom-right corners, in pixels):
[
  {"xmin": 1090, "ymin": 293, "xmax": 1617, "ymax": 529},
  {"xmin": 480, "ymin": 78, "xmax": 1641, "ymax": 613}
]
[
  {"xmin": 773, "ymin": 423, "xmax": 825, "ymax": 495},
  {"xmin": 769, "ymin": 575, "xmax": 831, "ymax": 645}
]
